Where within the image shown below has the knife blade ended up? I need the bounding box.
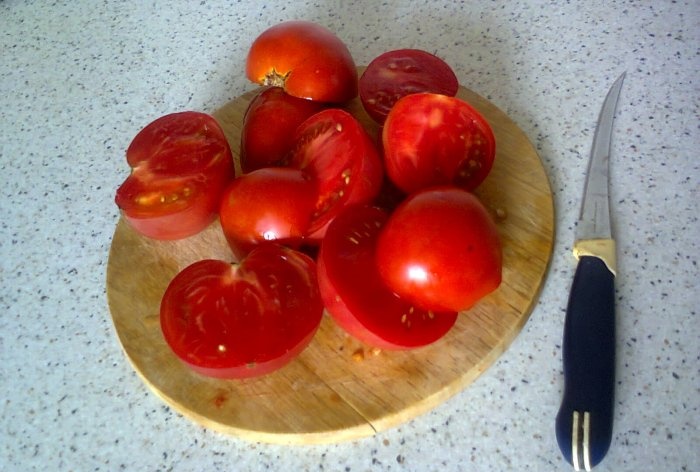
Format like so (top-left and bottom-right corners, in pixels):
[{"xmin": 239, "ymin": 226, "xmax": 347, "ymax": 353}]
[{"xmin": 555, "ymin": 73, "xmax": 625, "ymax": 471}]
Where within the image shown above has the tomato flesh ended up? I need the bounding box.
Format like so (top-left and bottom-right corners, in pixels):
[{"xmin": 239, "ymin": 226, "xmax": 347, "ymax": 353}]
[
  {"xmin": 376, "ymin": 187, "xmax": 502, "ymax": 313},
  {"xmin": 240, "ymin": 87, "xmax": 325, "ymax": 172},
  {"xmin": 288, "ymin": 109, "xmax": 383, "ymax": 241},
  {"xmin": 360, "ymin": 49, "xmax": 458, "ymax": 124},
  {"xmin": 219, "ymin": 167, "xmax": 317, "ymax": 260},
  {"xmin": 382, "ymin": 93, "xmax": 495, "ymax": 194},
  {"xmin": 246, "ymin": 20, "xmax": 358, "ymax": 103},
  {"xmin": 160, "ymin": 245, "xmax": 323, "ymax": 379},
  {"xmin": 318, "ymin": 205, "xmax": 457, "ymax": 349},
  {"xmin": 115, "ymin": 112, "xmax": 234, "ymax": 240}
]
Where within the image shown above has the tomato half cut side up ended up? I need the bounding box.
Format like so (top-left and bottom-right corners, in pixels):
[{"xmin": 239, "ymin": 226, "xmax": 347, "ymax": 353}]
[
  {"xmin": 382, "ymin": 93, "xmax": 496, "ymax": 194},
  {"xmin": 288, "ymin": 109, "xmax": 383, "ymax": 241},
  {"xmin": 160, "ymin": 245, "xmax": 323, "ymax": 379},
  {"xmin": 318, "ymin": 205, "xmax": 458, "ymax": 350},
  {"xmin": 245, "ymin": 20, "xmax": 358, "ymax": 103},
  {"xmin": 359, "ymin": 48, "xmax": 459, "ymax": 124},
  {"xmin": 115, "ymin": 111, "xmax": 235, "ymax": 240}
]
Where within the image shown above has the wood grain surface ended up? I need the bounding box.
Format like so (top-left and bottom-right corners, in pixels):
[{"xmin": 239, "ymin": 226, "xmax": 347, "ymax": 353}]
[{"xmin": 106, "ymin": 78, "xmax": 554, "ymax": 444}]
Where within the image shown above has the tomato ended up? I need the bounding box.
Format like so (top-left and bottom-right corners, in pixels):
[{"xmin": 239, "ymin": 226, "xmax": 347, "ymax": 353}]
[
  {"xmin": 160, "ymin": 245, "xmax": 323, "ymax": 379},
  {"xmin": 318, "ymin": 205, "xmax": 457, "ymax": 349},
  {"xmin": 376, "ymin": 187, "xmax": 502, "ymax": 313},
  {"xmin": 115, "ymin": 112, "xmax": 234, "ymax": 240},
  {"xmin": 246, "ymin": 20, "xmax": 358, "ymax": 103},
  {"xmin": 219, "ymin": 167, "xmax": 317, "ymax": 260},
  {"xmin": 240, "ymin": 87, "xmax": 325, "ymax": 173},
  {"xmin": 288, "ymin": 108, "xmax": 383, "ymax": 241},
  {"xmin": 359, "ymin": 49, "xmax": 459, "ymax": 124},
  {"xmin": 382, "ymin": 93, "xmax": 496, "ymax": 194}
]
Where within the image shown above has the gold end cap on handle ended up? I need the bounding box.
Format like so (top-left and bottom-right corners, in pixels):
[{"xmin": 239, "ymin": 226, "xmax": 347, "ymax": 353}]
[{"xmin": 573, "ymin": 239, "xmax": 617, "ymax": 276}]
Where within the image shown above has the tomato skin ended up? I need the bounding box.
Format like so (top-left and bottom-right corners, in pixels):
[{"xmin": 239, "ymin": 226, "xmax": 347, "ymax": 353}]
[
  {"xmin": 160, "ymin": 245, "xmax": 323, "ymax": 379},
  {"xmin": 318, "ymin": 205, "xmax": 457, "ymax": 350},
  {"xmin": 246, "ymin": 20, "xmax": 358, "ymax": 103},
  {"xmin": 359, "ymin": 49, "xmax": 459, "ymax": 124},
  {"xmin": 376, "ymin": 187, "xmax": 502, "ymax": 313},
  {"xmin": 219, "ymin": 167, "xmax": 317, "ymax": 260},
  {"xmin": 240, "ymin": 87, "xmax": 325, "ymax": 173},
  {"xmin": 382, "ymin": 93, "xmax": 496, "ymax": 194},
  {"xmin": 288, "ymin": 109, "xmax": 383, "ymax": 241},
  {"xmin": 115, "ymin": 112, "xmax": 234, "ymax": 240}
]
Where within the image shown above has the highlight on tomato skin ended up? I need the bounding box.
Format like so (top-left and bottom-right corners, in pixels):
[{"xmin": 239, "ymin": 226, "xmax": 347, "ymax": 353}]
[
  {"xmin": 318, "ymin": 205, "xmax": 458, "ymax": 350},
  {"xmin": 159, "ymin": 245, "xmax": 324, "ymax": 379},
  {"xmin": 245, "ymin": 20, "xmax": 358, "ymax": 103},
  {"xmin": 114, "ymin": 111, "xmax": 235, "ymax": 240}
]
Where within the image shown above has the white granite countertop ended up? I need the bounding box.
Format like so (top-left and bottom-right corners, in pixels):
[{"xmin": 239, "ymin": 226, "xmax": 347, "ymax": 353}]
[{"xmin": 1, "ymin": 1, "xmax": 697, "ymax": 471}]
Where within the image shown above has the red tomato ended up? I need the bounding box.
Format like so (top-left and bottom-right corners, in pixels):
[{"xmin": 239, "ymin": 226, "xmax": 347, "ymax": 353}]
[
  {"xmin": 219, "ymin": 167, "xmax": 317, "ymax": 260},
  {"xmin": 160, "ymin": 245, "xmax": 323, "ymax": 379},
  {"xmin": 115, "ymin": 112, "xmax": 234, "ymax": 240},
  {"xmin": 382, "ymin": 93, "xmax": 496, "ymax": 194},
  {"xmin": 288, "ymin": 109, "xmax": 383, "ymax": 241},
  {"xmin": 246, "ymin": 20, "xmax": 358, "ymax": 103},
  {"xmin": 318, "ymin": 205, "xmax": 457, "ymax": 349},
  {"xmin": 359, "ymin": 49, "xmax": 459, "ymax": 124},
  {"xmin": 240, "ymin": 87, "xmax": 325, "ymax": 173},
  {"xmin": 376, "ymin": 187, "xmax": 502, "ymax": 313}
]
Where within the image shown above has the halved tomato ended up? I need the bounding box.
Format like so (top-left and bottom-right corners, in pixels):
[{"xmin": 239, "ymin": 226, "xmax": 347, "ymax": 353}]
[
  {"xmin": 382, "ymin": 93, "xmax": 495, "ymax": 194},
  {"xmin": 115, "ymin": 112, "xmax": 234, "ymax": 240},
  {"xmin": 359, "ymin": 49, "xmax": 458, "ymax": 124},
  {"xmin": 318, "ymin": 205, "xmax": 457, "ymax": 349},
  {"xmin": 288, "ymin": 109, "xmax": 383, "ymax": 241},
  {"xmin": 160, "ymin": 245, "xmax": 323, "ymax": 379},
  {"xmin": 376, "ymin": 187, "xmax": 502, "ymax": 313},
  {"xmin": 240, "ymin": 87, "xmax": 325, "ymax": 173},
  {"xmin": 246, "ymin": 20, "xmax": 358, "ymax": 103},
  {"xmin": 219, "ymin": 167, "xmax": 317, "ymax": 260}
]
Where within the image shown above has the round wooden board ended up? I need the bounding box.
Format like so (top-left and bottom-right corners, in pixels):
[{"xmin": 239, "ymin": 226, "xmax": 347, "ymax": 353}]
[{"xmin": 106, "ymin": 80, "xmax": 554, "ymax": 444}]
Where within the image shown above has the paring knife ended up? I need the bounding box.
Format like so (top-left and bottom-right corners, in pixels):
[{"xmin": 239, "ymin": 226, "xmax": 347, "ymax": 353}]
[{"xmin": 555, "ymin": 73, "xmax": 625, "ymax": 471}]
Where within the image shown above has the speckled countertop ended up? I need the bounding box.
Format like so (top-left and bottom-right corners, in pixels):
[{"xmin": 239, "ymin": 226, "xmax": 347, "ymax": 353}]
[{"xmin": 1, "ymin": 1, "xmax": 698, "ymax": 471}]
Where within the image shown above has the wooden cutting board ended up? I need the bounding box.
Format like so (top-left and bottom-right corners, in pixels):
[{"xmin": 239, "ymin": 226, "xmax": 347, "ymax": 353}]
[{"xmin": 106, "ymin": 78, "xmax": 554, "ymax": 444}]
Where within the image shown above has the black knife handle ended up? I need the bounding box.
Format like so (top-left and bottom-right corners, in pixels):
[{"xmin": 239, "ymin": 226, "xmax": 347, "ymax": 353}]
[{"xmin": 556, "ymin": 255, "xmax": 616, "ymax": 470}]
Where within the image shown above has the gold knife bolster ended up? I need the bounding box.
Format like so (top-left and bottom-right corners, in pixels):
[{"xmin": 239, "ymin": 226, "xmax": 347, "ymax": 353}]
[{"xmin": 573, "ymin": 239, "xmax": 617, "ymax": 276}]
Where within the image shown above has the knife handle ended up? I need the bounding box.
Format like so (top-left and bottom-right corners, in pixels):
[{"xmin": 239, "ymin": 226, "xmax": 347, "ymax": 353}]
[{"xmin": 556, "ymin": 255, "xmax": 616, "ymax": 470}]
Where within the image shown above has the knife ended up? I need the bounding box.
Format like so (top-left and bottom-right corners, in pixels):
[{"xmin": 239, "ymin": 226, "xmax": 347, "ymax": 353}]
[{"xmin": 555, "ymin": 73, "xmax": 625, "ymax": 471}]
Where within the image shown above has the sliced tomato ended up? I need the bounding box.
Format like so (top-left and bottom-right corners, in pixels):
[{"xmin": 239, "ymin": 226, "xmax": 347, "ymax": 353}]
[
  {"xmin": 246, "ymin": 20, "xmax": 358, "ymax": 103},
  {"xmin": 115, "ymin": 112, "xmax": 234, "ymax": 240},
  {"xmin": 219, "ymin": 167, "xmax": 317, "ymax": 260},
  {"xmin": 382, "ymin": 93, "xmax": 495, "ymax": 194},
  {"xmin": 359, "ymin": 49, "xmax": 459, "ymax": 124},
  {"xmin": 240, "ymin": 87, "xmax": 325, "ymax": 173},
  {"xmin": 376, "ymin": 187, "xmax": 502, "ymax": 313},
  {"xmin": 288, "ymin": 109, "xmax": 383, "ymax": 241},
  {"xmin": 318, "ymin": 205, "xmax": 457, "ymax": 350},
  {"xmin": 160, "ymin": 245, "xmax": 323, "ymax": 379}
]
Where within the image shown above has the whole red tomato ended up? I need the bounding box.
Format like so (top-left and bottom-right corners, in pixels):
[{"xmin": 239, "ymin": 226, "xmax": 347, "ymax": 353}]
[
  {"xmin": 240, "ymin": 87, "xmax": 325, "ymax": 173},
  {"xmin": 288, "ymin": 108, "xmax": 383, "ymax": 241},
  {"xmin": 115, "ymin": 112, "xmax": 234, "ymax": 240},
  {"xmin": 382, "ymin": 93, "xmax": 496, "ymax": 194},
  {"xmin": 160, "ymin": 245, "xmax": 323, "ymax": 379},
  {"xmin": 318, "ymin": 205, "xmax": 457, "ymax": 349},
  {"xmin": 246, "ymin": 20, "xmax": 358, "ymax": 103},
  {"xmin": 359, "ymin": 49, "xmax": 459, "ymax": 124},
  {"xmin": 376, "ymin": 187, "xmax": 502, "ymax": 313},
  {"xmin": 218, "ymin": 167, "xmax": 317, "ymax": 260}
]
